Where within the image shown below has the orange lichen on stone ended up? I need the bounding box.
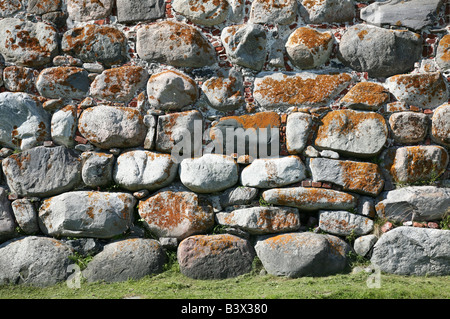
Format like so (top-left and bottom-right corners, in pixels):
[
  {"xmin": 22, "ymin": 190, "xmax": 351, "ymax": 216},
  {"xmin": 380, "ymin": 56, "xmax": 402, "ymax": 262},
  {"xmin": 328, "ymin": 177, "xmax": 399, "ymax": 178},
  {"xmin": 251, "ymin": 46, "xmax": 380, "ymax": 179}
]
[
  {"xmin": 217, "ymin": 111, "xmax": 281, "ymax": 130},
  {"xmin": 286, "ymin": 27, "xmax": 333, "ymax": 51},
  {"xmin": 340, "ymin": 82, "xmax": 389, "ymax": 107},
  {"xmin": 438, "ymin": 34, "xmax": 450, "ymax": 62},
  {"xmin": 339, "ymin": 161, "xmax": 384, "ymax": 195}
]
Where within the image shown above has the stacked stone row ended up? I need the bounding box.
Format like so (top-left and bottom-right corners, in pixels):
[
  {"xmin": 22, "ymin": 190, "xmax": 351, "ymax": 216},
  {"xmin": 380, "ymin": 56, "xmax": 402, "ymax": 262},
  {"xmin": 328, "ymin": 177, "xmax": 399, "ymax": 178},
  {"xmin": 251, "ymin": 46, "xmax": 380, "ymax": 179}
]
[{"xmin": 0, "ymin": 0, "xmax": 449, "ymax": 286}]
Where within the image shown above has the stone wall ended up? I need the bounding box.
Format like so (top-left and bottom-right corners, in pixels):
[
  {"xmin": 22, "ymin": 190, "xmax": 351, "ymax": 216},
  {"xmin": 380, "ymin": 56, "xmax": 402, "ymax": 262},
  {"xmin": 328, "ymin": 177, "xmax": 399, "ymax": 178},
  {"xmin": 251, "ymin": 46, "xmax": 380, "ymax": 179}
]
[{"xmin": 0, "ymin": 0, "xmax": 449, "ymax": 287}]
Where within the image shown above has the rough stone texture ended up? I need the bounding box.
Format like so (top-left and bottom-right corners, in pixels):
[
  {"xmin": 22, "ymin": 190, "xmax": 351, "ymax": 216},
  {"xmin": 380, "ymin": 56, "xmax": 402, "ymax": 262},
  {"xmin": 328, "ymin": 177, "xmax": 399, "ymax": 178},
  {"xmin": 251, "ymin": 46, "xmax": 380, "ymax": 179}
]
[
  {"xmin": 361, "ymin": 0, "xmax": 443, "ymax": 31},
  {"xmin": 62, "ymin": 24, "xmax": 128, "ymax": 67},
  {"xmin": 117, "ymin": 0, "xmax": 165, "ymax": 24},
  {"xmin": 51, "ymin": 105, "xmax": 77, "ymax": 148},
  {"xmin": 0, "ymin": 18, "xmax": 59, "ymax": 67},
  {"xmin": 11, "ymin": 199, "xmax": 39, "ymax": 235},
  {"xmin": 0, "ymin": 187, "xmax": 15, "ymax": 241},
  {"xmin": 39, "ymin": 191, "xmax": 136, "ymax": 238},
  {"xmin": 255, "ymin": 232, "xmax": 352, "ymax": 277},
  {"xmin": 179, "ymin": 154, "xmax": 239, "ymax": 193},
  {"xmin": 385, "ymin": 72, "xmax": 448, "ymax": 109},
  {"xmin": 431, "ymin": 103, "xmax": 450, "ymax": 147},
  {"xmin": 299, "ymin": 0, "xmax": 355, "ymax": 24},
  {"xmin": 285, "ymin": 112, "xmax": 312, "ymax": 154},
  {"xmin": 436, "ymin": 35, "xmax": 450, "ymax": 71},
  {"xmin": 353, "ymin": 234, "xmax": 377, "ymax": 257},
  {"xmin": 371, "ymin": 226, "xmax": 450, "ymax": 276},
  {"xmin": 340, "ymin": 82, "xmax": 390, "ymax": 111},
  {"xmin": 147, "ymin": 70, "xmax": 198, "ymax": 111},
  {"xmin": 2, "ymin": 146, "xmax": 81, "ymax": 197},
  {"xmin": 216, "ymin": 206, "xmax": 301, "ymax": 235},
  {"xmin": 0, "ymin": 236, "xmax": 73, "ymax": 287},
  {"xmin": 261, "ymin": 187, "xmax": 357, "ymax": 211},
  {"xmin": 138, "ymin": 188, "xmax": 214, "ymax": 240},
  {"xmin": 36, "ymin": 67, "xmax": 89, "ymax": 100},
  {"xmin": 309, "ymin": 157, "xmax": 384, "ymax": 196},
  {"xmin": 83, "ymin": 238, "xmax": 166, "ymax": 283},
  {"xmin": 90, "ymin": 66, "xmax": 149, "ymax": 103},
  {"xmin": 136, "ymin": 21, "xmax": 216, "ymax": 68},
  {"xmin": 113, "ymin": 150, "xmax": 178, "ymax": 191},
  {"xmin": 221, "ymin": 24, "xmax": 267, "ymax": 71},
  {"xmin": 249, "ymin": 0, "xmax": 298, "ymax": 25},
  {"xmin": 78, "ymin": 105, "xmax": 147, "ymax": 149},
  {"xmin": 338, "ymin": 24, "xmax": 422, "ymax": 78},
  {"xmin": 177, "ymin": 234, "xmax": 255, "ymax": 279},
  {"xmin": 314, "ymin": 109, "xmax": 388, "ymax": 158},
  {"xmin": 253, "ymin": 72, "xmax": 352, "ymax": 109},
  {"xmin": 81, "ymin": 152, "xmax": 115, "ymax": 188},
  {"xmin": 318, "ymin": 210, "xmax": 374, "ymax": 237},
  {"xmin": 240, "ymin": 156, "xmax": 306, "ymax": 188},
  {"xmin": 202, "ymin": 70, "xmax": 245, "ymax": 112},
  {"xmin": 0, "ymin": 0, "xmax": 22, "ymax": 17},
  {"xmin": 375, "ymin": 186, "xmax": 450, "ymax": 222},
  {"xmin": 389, "ymin": 111, "xmax": 429, "ymax": 144},
  {"xmin": 0, "ymin": 92, "xmax": 50, "ymax": 150},
  {"xmin": 27, "ymin": 0, "xmax": 61, "ymax": 14},
  {"xmin": 172, "ymin": 0, "xmax": 229, "ymax": 26},
  {"xmin": 3, "ymin": 66, "xmax": 38, "ymax": 93},
  {"xmin": 217, "ymin": 186, "xmax": 259, "ymax": 208},
  {"xmin": 285, "ymin": 27, "xmax": 334, "ymax": 70},
  {"xmin": 67, "ymin": 0, "xmax": 113, "ymax": 22}
]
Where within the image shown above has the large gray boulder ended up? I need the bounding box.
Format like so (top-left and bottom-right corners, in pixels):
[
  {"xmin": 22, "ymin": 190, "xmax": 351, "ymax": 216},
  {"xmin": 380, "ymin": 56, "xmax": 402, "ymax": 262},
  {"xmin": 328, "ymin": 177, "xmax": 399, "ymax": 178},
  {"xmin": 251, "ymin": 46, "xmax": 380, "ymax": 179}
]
[
  {"xmin": 318, "ymin": 210, "xmax": 374, "ymax": 237},
  {"xmin": 371, "ymin": 226, "xmax": 450, "ymax": 276},
  {"xmin": 36, "ymin": 67, "xmax": 90, "ymax": 100},
  {"xmin": 81, "ymin": 152, "xmax": 115, "ymax": 188},
  {"xmin": 116, "ymin": 0, "xmax": 165, "ymax": 24},
  {"xmin": 2, "ymin": 146, "xmax": 81, "ymax": 198},
  {"xmin": 255, "ymin": 232, "xmax": 352, "ymax": 277},
  {"xmin": 83, "ymin": 239, "xmax": 166, "ymax": 283},
  {"xmin": 0, "ymin": 236, "xmax": 73, "ymax": 287},
  {"xmin": 285, "ymin": 112, "xmax": 313, "ymax": 154},
  {"xmin": 299, "ymin": 0, "xmax": 355, "ymax": 24}
]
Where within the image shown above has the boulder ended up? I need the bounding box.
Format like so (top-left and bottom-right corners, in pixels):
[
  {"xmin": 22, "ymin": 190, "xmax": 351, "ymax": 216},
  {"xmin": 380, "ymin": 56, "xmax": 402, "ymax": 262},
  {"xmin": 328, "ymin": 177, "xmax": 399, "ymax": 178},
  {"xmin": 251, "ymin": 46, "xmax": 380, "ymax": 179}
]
[
  {"xmin": 431, "ymin": 103, "xmax": 450, "ymax": 146},
  {"xmin": 27, "ymin": 0, "xmax": 61, "ymax": 14},
  {"xmin": 116, "ymin": 0, "xmax": 165, "ymax": 24},
  {"xmin": 285, "ymin": 112, "xmax": 313, "ymax": 154},
  {"xmin": 2, "ymin": 146, "xmax": 81, "ymax": 198},
  {"xmin": 81, "ymin": 152, "xmax": 115, "ymax": 188},
  {"xmin": 436, "ymin": 34, "xmax": 450, "ymax": 71},
  {"xmin": 299, "ymin": 0, "xmax": 355, "ymax": 24},
  {"xmin": 178, "ymin": 234, "xmax": 255, "ymax": 279},
  {"xmin": 339, "ymin": 82, "xmax": 390, "ymax": 111},
  {"xmin": 0, "ymin": 187, "xmax": 15, "ymax": 242},
  {"xmin": 11, "ymin": 198, "xmax": 39, "ymax": 235},
  {"xmin": 371, "ymin": 226, "xmax": 450, "ymax": 276},
  {"xmin": 353, "ymin": 234, "xmax": 377, "ymax": 257},
  {"xmin": 36, "ymin": 67, "xmax": 90, "ymax": 100},
  {"xmin": 0, "ymin": 0, "xmax": 22, "ymax": 17},
  {"xmin": 51, "ymin": 105, "xmax": 77, "ymax": 148},
  {"xmin": 2, "ymin": 66, "xmax": 38, "ymax": 93},
  {"xmin": 388, "ymin": 112, "xmax": 429, "ymax": 144},
  {"xmin": 338, "ymin": 24, "xmax": 422, "ymax": 78},
  {"xmin": 318, "ymin": 210, "xmax": 374, "ymax": 237},
  {"xmin": 255, "ymin": 232, "xmax": 352, "ymax": 277},
  {"xmin": 202, "ymin": 70, "xmax": 245, "ymax": 112},
  {"xmin": 83, "ymin": 238, "xmax": 166, "ymax": 283},
  {"xmin": 38, "ymin": 191, "xmax": 136, "ymax": 238},
  {"xmin": 217, "ymin": 186, "xmax": 259, "ymax": 208},
  {"xmin": 249, "ymin": 0, "xmax": 298, "ymax": 25},
  {"xmin": 172, "ymin": 0, "xmax": 230, "ymax": 26},
  {"xmin": 67, "ymin": 0, "xmax": 113, "ymax": 22}
]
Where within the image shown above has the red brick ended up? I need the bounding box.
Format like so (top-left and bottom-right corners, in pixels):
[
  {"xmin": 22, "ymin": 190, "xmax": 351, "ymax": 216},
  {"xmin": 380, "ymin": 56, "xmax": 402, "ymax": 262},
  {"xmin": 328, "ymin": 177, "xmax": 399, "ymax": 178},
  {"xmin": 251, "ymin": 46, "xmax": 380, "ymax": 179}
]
[
  {"xmin": 311, "ymin": 181, "xmax": 322, "ymax": 188},
  {"xmin": 302, "ymin": 180, "xmax": 312, "ymax": 187}
]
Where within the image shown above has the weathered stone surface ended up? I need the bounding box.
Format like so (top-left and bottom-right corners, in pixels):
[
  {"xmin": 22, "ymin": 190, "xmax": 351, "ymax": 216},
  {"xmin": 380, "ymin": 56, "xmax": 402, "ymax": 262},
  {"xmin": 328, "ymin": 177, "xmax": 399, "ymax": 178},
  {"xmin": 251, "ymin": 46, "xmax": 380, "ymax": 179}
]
[
  {"xmin": 249, "ymin": 0, "xmax": 298, "ymax": 25},
  {"xmin": 28, "ymin": 0, "xmax": 61, "ymax": 14},
  {"xmin": 0, "ymin": 187, "xmax": 15, "ymax": 241},
  {"xmin": 117, "ymin": 0, "xmax": 165, "ymax": 23},
  {"xmin": 285, "ymin": 27, "xmax": 333, "ymax": 70},
  {"xmin": 240, "ymin": 156, "xmax": 306, "ymax": 188},
  {"xmin": 90, "ymin": 66, "xmax": 149, "ymax": 103},
  {"xmin": 299, "ymin": 0, "xmax": 355, "ymax": 24},
  {"xmin": 253, "ymin": 72, "xmax": 352, "ymax": 109},
  {"xmin": 371, "ymin": 226, "xmax": 450, "ymax": 276},
  {"xmin": 0, "ymin": 0, "xmax": 22, "ymax": 17},
  {"xmin": 385, "ymin": 72, "xmax": 448, "ymax": 109},
  {"xmin": 436, "ymin": 35, "xmax": 450, "ymax": 71},
  {"xmin": 180, "ymin": 154, "xmax": 239, "ymax": 193},
  {"xmin": 315, "ymin": 109, "xmax": 388, "ymax": 158},
  {"xmin": 255, "ymin": 232, "xmax": 351, "ymax": 277},
  {"xmin": 0, "ymin": 236, "xmax": 73, "ymax": 287},
  {"xmin": 202, "ymin": 70, "xmax": 244, "ymax": 112},
  {"xmin": 136, "ymin": 21, "xmax": 216, "ymax": 68},
  {"xmin": 81, "ymin": 152, "xmax": 114, "ymax": 188},
  {"xmin": 147, "ymin": 70, "xmax": 198, "ymax": 111},
  {"xmin": 172, "ymin": 0, "xmax": 229, "ymax": 26},
  {"xmin": 51, "ymin": 105, "xmax": 77, "ymax": 148},
  {"xmin": 0, "ymin": 92, "xmax": 50, "ymax": 150},
  {"xmin": 2, "ymin": 146, "xmax": 81, "ymax": 197},
  {"xmin": 113, "ymin": 150, "xmax": 178, "ymax": 191},
  {"xmin": 155, "ymin": 110, "xmax": 203, "ymax": 157},
  {"xmin": 221, "ymin": 24, "xmax": 267, "ymax": 71},
  {"xmin": 67, "ymin": 0, "xmax": 113, "ymax": 22},
  {"xmin": 216, "ymin": 206, "xmax": 301, "ymax": 235},
  {"xmin": 178, "ymin": 234, "xmax": 255, "ymax": 279},
  {"xmin": 380, "ymin": 146, "xmax": 448, "ymax": 185},
  {"xmin": 361, "ymin": 0, "xmax": 443, "ymax": 31},
  {"xmin": 39, "ymin": 191, "xmax": 136, "ymax": 238},
  {"xmin": 353, "ymin": 234, "xmax": 377, "ymax": 257},
  {"xmin": 340, "ymin": 82, "xmax": 390, "ymax": 111},
  {"xmin": 375, "ymin": 186, "xmax": 450, "ymax": 222},
  {"xmin": 319, "ymin": 210, "xmax": 374, "ymax": 237},
  {"xmin": 83, "ymin": 238, "xmax": 166, "ymax": 283},
  {"xmin": 261, "ymin": 187, "xmax": 357, "ymax": 211},
  {"xmin": 338, "ymin": 24, "xmax": 422, "ymax": 78},
  {"xmin": 0, "ymin": 18, "xmax": 58, "ymax": 67},
  {"xmin": 78, "ymin": 105, "xmax": 147, "ymax": 149},
  {"xmin": 36, "ymin": 67, "xmax": 90, "ymax": 100},
  {"xmin": 431, "ymin": 103, "xmax": 450, "ymax": 147},
  {"xmin": 62, "ymin": 24, "xmax": 128, "ymax": 67},
  {"xmin": 217, "ymin": 186, "xmax": 259, "ymax": 208},
  {"xmin": 285, "ymin": 112, "xmax": 312, "ymax": 154},
  {"xmin": 310, "ymin": 157, "xmax": 384, "ymax": 196},
  {"xmin": 138, "ymin": 188, "xmax": 214, "ymax": 240},
  {"xmin": 389, "ymin": 111, "xmax": 428, "ymax": 144},
  {"xmin": 11, "ymin": 199, "xmax": 38, "ymax": 235},
  {"xmin": 3, "ymin": 66, "xmax": 38, "ymax": 93}
]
